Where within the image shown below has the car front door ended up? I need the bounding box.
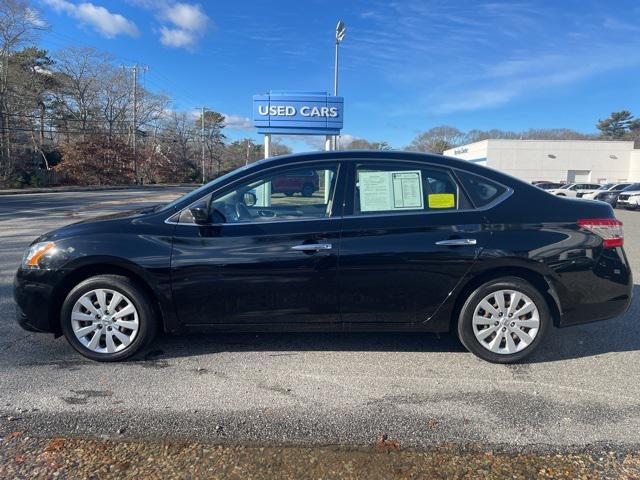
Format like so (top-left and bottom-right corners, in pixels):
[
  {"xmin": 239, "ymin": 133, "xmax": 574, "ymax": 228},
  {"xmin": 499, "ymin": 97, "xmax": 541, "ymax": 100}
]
[
  {"xmin": 169, "ymin": 161, "xmax": 344, "ymax": 326},
  {"xmin": 337, "ymin": 161, "xmax": 504, "ymax": 325}
]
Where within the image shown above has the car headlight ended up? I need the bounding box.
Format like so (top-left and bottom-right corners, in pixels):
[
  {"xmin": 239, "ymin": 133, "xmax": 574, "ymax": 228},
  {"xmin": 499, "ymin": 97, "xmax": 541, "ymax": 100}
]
[{"xmin": 21, "ymin": 241, "xmax": 57, "ymax": 269}]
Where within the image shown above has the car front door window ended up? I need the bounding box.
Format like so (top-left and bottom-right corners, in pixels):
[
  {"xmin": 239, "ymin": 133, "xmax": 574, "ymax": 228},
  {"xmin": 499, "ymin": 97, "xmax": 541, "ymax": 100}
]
[{"xmin": 178, "ymin": 164, "xmax": 339, "ymax": 225}]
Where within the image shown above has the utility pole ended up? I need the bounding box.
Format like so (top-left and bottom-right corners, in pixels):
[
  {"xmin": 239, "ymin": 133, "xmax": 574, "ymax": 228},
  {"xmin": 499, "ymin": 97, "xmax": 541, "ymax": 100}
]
[
  {"xmin": 200, "ymin": 106, "xmax": 207, "ymax": 184},
  {"xmin": 123, "ymin": 64, "xmax": 147, "ymax": 184}
]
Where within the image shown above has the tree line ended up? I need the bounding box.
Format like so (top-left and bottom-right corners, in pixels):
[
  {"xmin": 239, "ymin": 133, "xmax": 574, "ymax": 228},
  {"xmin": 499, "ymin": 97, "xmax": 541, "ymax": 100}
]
[
  {"xmin": 0, "ymin": 0, "xmax": 292, "ymax": 188},
  {"xmin": 405, "ymin": 112, "xmax": 640, "ymax": 155}
]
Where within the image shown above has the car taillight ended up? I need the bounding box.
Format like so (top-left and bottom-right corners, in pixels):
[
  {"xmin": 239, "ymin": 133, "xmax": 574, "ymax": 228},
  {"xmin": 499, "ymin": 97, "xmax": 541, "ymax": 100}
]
[{"xmin": 577, "ymin": 219, "xmax": 623, "ymax": 248}]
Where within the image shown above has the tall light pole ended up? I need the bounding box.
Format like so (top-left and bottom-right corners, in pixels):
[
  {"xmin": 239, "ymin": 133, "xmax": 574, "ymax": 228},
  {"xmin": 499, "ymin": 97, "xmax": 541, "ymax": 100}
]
[
  {"xmin": 200, "ymin": 106, "xmax": 206, "ymax": 184},
  {"xmin": 333, "ymin": 20, "xmax": 346, "ymax": 150}
]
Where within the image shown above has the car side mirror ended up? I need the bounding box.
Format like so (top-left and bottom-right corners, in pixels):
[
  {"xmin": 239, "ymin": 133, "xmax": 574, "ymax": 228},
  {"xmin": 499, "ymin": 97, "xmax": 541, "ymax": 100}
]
[
  {"xmin": 189, "ymin": 206, "xmax": 210, "ymax": 225},
  {"xmin": 243, "ymin": 192, "xmax": 257, "ymax": 207}
]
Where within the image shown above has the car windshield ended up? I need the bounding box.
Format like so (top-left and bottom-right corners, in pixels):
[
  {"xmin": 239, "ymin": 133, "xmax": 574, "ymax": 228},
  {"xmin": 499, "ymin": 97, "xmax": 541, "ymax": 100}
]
[
  {"xmin": 622, "ymin": 183, "xmax": 640, "ymax": 192},
  {"xmin": 157, "ymin": 163, "xmax": 254, "ymax": 212},
  {"xmin": 597, "ymin": 183, "xmax": 615, "ymax": 190}
]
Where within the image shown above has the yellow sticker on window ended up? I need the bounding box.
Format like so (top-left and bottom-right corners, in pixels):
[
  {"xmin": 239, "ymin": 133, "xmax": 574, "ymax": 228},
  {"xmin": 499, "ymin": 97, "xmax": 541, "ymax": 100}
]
[{"xmin": 428, "ymin": 193, "xmax": 455, "ymax": 209}]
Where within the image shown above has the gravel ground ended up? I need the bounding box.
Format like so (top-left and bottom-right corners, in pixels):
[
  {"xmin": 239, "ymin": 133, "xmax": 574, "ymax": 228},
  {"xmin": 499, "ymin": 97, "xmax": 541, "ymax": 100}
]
[
  {"xmin": 1, "ymin": 189, "xmax": 640, "ymax": 476},
  {"xmin": 1, "ymin": 432, "xmax": 639, "ymax": 479}
]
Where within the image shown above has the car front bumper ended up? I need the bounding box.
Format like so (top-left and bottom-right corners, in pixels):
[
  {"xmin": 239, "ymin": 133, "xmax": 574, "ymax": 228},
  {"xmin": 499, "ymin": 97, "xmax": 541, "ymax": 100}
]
[
  {"xmin": 13, "ymin": 268, "xmax": 63, "ymax": 334},
  {"xmin": 617, "ymin": 196, "xmax": 640, "ymax": 208}
]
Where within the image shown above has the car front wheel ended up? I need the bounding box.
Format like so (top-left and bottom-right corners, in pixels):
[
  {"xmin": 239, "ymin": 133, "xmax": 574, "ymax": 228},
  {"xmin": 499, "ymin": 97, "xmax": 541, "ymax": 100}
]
[
  {"xmin": 457, "ymin": 277, "xmax": 550, "ymax": 363},
  {"xmin": 60, "ymin": 275, "xmax": 157, "ymax": 361}
]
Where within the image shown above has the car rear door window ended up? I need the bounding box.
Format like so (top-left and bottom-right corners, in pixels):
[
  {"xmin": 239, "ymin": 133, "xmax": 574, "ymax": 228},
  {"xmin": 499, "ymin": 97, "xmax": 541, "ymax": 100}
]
[
  {"xmin": 354, "ymin": 164, "xmax": 469, "ymax": 215},
  {"xmin": 455, "ymin": 169, "xmax": 508, "ymax": 208}
]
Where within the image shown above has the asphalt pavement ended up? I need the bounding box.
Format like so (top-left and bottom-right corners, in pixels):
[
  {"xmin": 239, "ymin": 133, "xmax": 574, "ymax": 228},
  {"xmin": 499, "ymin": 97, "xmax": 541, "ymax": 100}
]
[{"xmin": 1, "ymin": 188, "xmax": 639, "ymax": 451}]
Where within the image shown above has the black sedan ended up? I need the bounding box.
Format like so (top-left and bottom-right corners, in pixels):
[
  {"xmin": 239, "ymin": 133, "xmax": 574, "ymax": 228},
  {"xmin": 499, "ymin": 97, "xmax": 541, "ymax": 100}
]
[{"xmin": 14, "ymin": 151, "xmax": 632, "ymax": 363}]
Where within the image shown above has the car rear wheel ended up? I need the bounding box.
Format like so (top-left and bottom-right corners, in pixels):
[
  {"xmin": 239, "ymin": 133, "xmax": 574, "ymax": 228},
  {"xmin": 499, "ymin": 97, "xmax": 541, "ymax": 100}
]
[
  {"xmin": 457, "ymin": 277, "xmax": 550, "ymax": 363},
  {"xmin": 60, "ymin": 275, "xmax": 157, "ymax": 361}
]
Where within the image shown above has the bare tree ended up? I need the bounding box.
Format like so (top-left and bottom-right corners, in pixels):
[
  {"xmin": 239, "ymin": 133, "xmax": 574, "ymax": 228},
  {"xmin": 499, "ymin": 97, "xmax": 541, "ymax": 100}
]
[
  {"xmin": 53, "ymin": 47, "xmax": 112, "ymax": 138},
  {"xmin": 343, "ymin": 138, "xmax": 391, "ymax": 150},
  {"xmin": 0, "ymin": 0, "xmax": 44, "ymax": 178},
  {"xmin": 408, "ymin": 126, "xmax": 465, "ymax": 154}
]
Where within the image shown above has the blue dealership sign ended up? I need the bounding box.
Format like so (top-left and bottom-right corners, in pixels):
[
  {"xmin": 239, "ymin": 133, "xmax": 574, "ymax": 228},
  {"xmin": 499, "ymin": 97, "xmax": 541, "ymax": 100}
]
[{"xmin": 253, "ymin": 91, "xmax": 344, "ymax": 135}]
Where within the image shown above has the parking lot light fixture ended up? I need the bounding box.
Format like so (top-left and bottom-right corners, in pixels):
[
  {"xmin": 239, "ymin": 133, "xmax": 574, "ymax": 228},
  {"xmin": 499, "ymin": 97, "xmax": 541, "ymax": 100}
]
[{"xmin": 333, "ymin": 20, "xmax": 346, "ymax": 150}]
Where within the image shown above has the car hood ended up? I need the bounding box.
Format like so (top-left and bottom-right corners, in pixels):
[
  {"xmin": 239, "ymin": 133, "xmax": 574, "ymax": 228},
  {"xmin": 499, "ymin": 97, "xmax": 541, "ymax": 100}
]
[
  {"xmin": 33, "ymin": 206, "xmax": 161, "ymax": 244},
  {"xmin": 71, "ymin": 205, "xmax": 160, "ymax": 225}
]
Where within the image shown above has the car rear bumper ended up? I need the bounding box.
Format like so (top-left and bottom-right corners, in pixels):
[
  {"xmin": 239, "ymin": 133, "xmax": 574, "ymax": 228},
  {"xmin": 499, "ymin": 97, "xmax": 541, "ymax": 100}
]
[{"xmin": 555, "ymin": 247, "xmax": 633, "ymax": 327}]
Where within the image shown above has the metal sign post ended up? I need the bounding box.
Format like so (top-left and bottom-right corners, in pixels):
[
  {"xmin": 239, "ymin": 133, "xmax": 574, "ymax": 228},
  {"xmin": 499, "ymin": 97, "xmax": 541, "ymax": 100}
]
[{"xmin": 253, "ymin": 91, "xmax": 344, "ymax": 206}]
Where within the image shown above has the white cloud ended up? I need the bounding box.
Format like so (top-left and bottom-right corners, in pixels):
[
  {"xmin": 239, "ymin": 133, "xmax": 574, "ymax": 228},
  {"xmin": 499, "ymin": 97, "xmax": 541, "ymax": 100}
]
[
  {"xmin": 128, "ymin": 1, "xmax": 210, "ymax": 49},
  {"xmin": 159, "ymin": 26, "xmax": 197, "ymax": 48},
  {"xmin": 43, "ymin": 0, "xmax": 139, "ymax": 38},
  {"xmin": 222, "ymin": 114, "xmax": 252, "ymax": 131},
  {"xmin": 159, "ymin": 3, "xmax": 209, "ymax": 49},
  {"xmin": 26, "ymin": 8, "xmax": 47, "ymax": 28},
  {"xmin": 430, "ymin": 47, "xmax": 640, "ymax": 115},
  {"xmin": 162, "ymin": 3, "xmax": 208, "ymax": 32}
]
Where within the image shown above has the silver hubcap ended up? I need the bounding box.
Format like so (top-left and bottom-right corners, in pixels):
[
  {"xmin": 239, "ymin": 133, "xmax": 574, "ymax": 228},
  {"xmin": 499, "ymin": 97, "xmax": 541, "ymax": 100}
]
[
  {"xmin": 472, "ymin": 289, "xmax": 540, "ymax": 355},
  {"xmin": 71, "ymin": 288, "xmax": 139, "ymax": 354}
]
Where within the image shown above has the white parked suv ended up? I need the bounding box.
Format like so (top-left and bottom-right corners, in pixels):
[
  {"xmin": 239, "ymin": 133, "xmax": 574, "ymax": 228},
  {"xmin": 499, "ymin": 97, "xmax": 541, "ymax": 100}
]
[
  {"xmin": 582, "ymin": 183, "xmax": 632, "ymax": 200},
  {"xmin": 547, "ymin": 183, "xmax": 602, "ymax": 198},
  {"xmin": 616, "ymin": 187, "xmax": 640, "ymax": 210}
]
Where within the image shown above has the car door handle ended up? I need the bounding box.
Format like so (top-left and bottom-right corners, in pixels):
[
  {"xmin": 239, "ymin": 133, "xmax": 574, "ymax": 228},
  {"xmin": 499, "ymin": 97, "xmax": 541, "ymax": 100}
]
[
  {"xmin": 291, "ymin": 243, "xmax": 333, "ymax": 252},
  {"xmin": 435, "ymin": 238, "xmax": 477, "ymax": 246}
]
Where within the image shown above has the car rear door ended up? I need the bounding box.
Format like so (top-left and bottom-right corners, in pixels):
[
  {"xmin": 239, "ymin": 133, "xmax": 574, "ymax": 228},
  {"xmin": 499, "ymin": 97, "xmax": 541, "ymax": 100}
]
[
  {"xmin": 169, "ymin": 160, "xmax": 345, "ymax": 326},
  {"xmin": 337, "ymin": 160, "xmax": 499, "ymax": 325}
]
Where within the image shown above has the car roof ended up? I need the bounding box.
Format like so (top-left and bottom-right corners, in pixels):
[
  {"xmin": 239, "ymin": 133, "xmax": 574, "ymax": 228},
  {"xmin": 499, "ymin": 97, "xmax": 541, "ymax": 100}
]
[
  {"xmin": 162, "ymin": 149, "xmax": 545, "ymax": 214},
  {"xmin": 248, "ymin": 150, "xmax": 522, "ymax": 185}
]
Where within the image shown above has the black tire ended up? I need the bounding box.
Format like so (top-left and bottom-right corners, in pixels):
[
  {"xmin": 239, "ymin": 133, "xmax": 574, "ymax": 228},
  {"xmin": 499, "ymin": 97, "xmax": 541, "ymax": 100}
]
[
  {"xmin": 457, "ymin": 276, "xmax": 550, "ymax": 364},
  {"xmin": 60, "ymin": 275, "xmax": 157, "ymax": 362},
  {"xmin": 301, "ymin": 184, "xmax": 314, "ymax": 197}
]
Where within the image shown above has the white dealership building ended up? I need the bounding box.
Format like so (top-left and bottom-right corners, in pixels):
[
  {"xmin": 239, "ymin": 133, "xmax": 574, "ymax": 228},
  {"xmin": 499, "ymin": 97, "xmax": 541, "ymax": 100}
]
[{"xmin": 444, "ymin": 139, "xmax": 640, "ymax": 184}]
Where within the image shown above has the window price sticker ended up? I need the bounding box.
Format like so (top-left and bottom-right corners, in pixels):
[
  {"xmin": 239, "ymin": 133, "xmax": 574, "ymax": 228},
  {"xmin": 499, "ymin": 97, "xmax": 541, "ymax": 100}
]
[
  {"xmin": 359, "ymin": 170, "xmax": 424, "ymax": 212},
  {"xmin": 427, "ymin": 193, "xmax": 455, "ymax": 209}
]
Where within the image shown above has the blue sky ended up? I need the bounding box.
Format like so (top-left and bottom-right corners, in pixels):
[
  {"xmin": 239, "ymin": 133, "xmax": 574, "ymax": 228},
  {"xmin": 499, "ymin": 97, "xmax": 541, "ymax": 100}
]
[{"xmin": 36, "ymin": 0, "xmax": 640, "ymax": 151}]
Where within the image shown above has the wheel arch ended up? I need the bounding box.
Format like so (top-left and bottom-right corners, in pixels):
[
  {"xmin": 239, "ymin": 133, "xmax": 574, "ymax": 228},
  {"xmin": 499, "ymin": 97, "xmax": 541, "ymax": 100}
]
[
  {"xmin": 449, "ymin": 266, "xmax": 562, "ymax": 332},
  {"xmin": 49, "ymin": 259, "xmax": 168, "ymax": 336}
]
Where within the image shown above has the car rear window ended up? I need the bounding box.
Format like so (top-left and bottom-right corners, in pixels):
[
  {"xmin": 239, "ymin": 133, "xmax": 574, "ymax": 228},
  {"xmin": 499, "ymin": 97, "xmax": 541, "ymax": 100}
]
[{"xmin": 455, "ymin": 170, "xmax": 508, "ymax": 208}]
